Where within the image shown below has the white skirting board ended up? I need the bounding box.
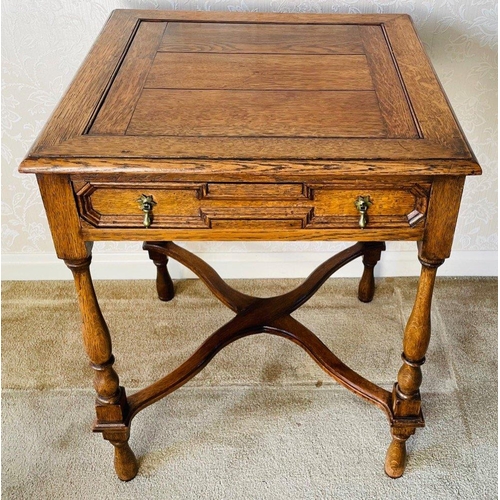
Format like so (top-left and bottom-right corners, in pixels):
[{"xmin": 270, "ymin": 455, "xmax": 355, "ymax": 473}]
[{"xmin": 1, "ymin": 250, "xmax": 497, "ymax": 281}]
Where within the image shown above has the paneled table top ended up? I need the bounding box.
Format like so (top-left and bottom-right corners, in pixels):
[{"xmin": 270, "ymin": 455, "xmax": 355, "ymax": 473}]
[
  {"xmin": 21, "ymin": 11, "xmax": 480, "ymax": 168},
  {"xmin": 19, "ymin": 10, "xmax": 481, "ymax": 482}
]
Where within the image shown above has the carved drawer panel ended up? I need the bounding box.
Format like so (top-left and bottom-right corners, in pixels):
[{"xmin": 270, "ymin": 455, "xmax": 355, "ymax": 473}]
[{"xmin": 73, "ymin": 180, "xmax": 431, "ymax": 232}]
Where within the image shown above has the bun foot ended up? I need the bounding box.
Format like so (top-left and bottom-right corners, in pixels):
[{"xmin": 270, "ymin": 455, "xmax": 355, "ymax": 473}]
[
  {"xmin": 358, "ymin": 265, "xmax": 375, "ymax": 303},
  {"xmin": 144, "ymin": 242, "xmax": 175, "ymax": 302},
  {"xmin": 112, "ymin": 440, "xmax": 139, "ymax": 481},
  {"xmin": 156, "ymin": 269, "xmax": 175, "ymax": 302},
  {"xmin": 357, "ymin": 242, "xmax": 385, "ymax": 303},
  {"xmin": 384, "ymin": 436, "xmax": 407, "ymax": 478}
]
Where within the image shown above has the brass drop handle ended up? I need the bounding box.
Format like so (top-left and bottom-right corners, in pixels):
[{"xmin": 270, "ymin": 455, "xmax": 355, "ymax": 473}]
[
  {"xmin": 354, "ymin": 196, "xmax": 372, "ymax": 229},
  {"xmin": 137, "ymin": 194, "xmax": 157, "ymax": 228}
]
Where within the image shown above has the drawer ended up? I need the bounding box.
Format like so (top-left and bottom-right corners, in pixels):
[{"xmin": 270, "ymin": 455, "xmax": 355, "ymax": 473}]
[{"xmin": 72, "ymin": 180, "xmax": 431, "ymax": 231}]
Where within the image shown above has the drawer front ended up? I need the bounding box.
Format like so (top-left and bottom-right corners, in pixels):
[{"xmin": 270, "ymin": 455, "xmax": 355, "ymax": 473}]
[{"xmin": 73, "ymin": 180, "xmax": 430, "ymax": 232}]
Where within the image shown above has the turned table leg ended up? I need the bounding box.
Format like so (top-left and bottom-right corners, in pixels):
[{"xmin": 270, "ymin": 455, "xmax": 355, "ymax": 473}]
[
  {"xmin": 385, "ymin": 257, "xmax": 442, "ymax": 478},
  {"xmin": 358, "ymin": 241, "xmax": 385, "ymax": 303},
  {"xmin": 65, "ymin": 256, "xmax": 138, "ymax": 481},
  {"xmin": 144, "ymin": 242, "xmax": 175, "ymax": 301}
]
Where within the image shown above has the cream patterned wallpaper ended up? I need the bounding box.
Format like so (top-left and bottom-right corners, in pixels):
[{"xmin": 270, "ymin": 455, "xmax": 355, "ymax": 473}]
[{"xmin": 2, "ymin": 1, "xmax": 497, "ymax": 263}]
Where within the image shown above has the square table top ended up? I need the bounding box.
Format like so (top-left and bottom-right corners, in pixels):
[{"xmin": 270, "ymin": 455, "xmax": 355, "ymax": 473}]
[{"xmin": 20, "ymin": 10, "xmax": 480, "ymax": 178}]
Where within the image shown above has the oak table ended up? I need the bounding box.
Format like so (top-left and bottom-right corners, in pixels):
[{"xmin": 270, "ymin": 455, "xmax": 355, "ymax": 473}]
[{"xmin": 20, "ymin": 10, "xmax": 481, "ymax": 481}]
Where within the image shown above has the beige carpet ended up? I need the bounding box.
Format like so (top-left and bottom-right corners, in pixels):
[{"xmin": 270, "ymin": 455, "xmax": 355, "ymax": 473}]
[{"xmin": 2, "ymin": 277, "xmax": 497, "ymax": 499}]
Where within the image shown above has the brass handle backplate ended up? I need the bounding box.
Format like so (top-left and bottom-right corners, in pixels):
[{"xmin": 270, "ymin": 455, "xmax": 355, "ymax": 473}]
[
  {"xmin": 137, "ymin": 194, "xmax": 157, "ymax": 228},
  {"xmin": 354, "ymin": 195, "xmax": 372, "ymax": 229}
]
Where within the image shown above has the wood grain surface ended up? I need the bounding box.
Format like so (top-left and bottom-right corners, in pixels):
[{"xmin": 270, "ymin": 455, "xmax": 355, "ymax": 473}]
[
  {"xmin": 145, "ymin": 53, "xmax": 374, "ymax": 91},
  {"xmin": 126, "ymin": 89, "xmax": 386, "ymax": 138},
  {"xmin": 159, "ymin": 22, "xmax": 365, "ymax": 54},
  {"xmin": 360, "ymin": 25, "xmax": 419, "ymax": 138},
  {"xmin": 20, "ymin": 158, "xmax": 482, "ymax": 177},
  {"xmin": 89, "ymin": 21, "xmax": 167, "ymax": 135}
]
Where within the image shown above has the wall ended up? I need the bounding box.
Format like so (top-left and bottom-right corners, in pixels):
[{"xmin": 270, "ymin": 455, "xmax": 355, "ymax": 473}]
[{"xmin": 2, "ymin": 0, "xmax": 497, "ymax": 279}]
